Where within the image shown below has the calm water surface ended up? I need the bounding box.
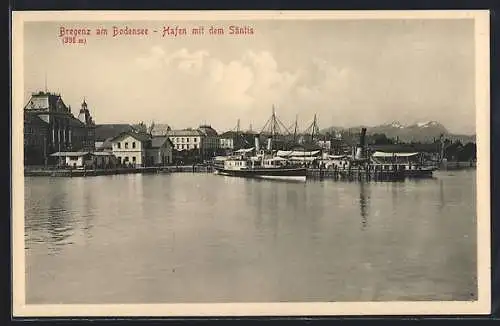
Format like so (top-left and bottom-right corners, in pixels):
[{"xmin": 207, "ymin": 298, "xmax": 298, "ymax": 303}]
[{"xmin": 24, "ymin": 170, "xmax": 477, "ymax": 303}]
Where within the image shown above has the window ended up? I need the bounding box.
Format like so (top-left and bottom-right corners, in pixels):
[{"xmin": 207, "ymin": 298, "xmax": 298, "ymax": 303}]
[
  {"xmin": 117, "ymin": 143, "xmax": 121, "ymax": 149},
  {"xmin": 132, "ymin": 156, "xmax": 136, "ymax": 162},
  {"xmin": 125, "ymin": 142, "xmax": 129, "ymax": 149},
  {"xmin": 194, "ymin": 145, "xmax": 197, "ymax": 149},
  {"xmin": 132, "ymin": 142, "xmax": 136, "ymax": 149},
  {"xmin": 125, "ymin": 156, "xmax": 129, "ymax": 162},
  {"xmin": 194, "ymin": 138, "xmax": 197, "ymax": 142},
  {"xmin": 187, "ymin": 138, "xmax": 189, "ymax": 142}
]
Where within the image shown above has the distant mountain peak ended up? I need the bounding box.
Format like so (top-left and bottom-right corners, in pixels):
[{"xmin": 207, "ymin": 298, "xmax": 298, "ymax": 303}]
[
  {"xmin": 414, "ymin": 120, "xmax": 441, "ymax": 128},
  {"xmin": 389, "ymin": 121, "xmax": 405, "ymax": 129}
]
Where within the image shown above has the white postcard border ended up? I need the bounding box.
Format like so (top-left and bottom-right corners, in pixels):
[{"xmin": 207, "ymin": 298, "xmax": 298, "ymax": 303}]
[{"xmin": 11, "ymin": 10, "xmax": 491, "ymax": 317}]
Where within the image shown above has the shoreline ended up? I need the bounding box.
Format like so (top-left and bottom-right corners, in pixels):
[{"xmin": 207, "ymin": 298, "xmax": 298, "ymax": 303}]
[
  {"xmin": 24, "ymin": 165, "xmax": 214, "ymax": 177},
  {"xmin": 23, "ymin": 162, "xmax": 476, "ymax": 179}
]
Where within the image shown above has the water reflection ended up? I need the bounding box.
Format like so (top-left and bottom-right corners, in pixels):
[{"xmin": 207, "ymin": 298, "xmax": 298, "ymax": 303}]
[
  {"xmin": 25, "ymin": 171, "xmax": 478, "ymax": 303},
  {"xmin": 359, "ymin": 181, "xmax": 369, "ymax": 230},
  {"xmin": 439, "ymin": 179, "xmax": 445, "ymax": 212}
]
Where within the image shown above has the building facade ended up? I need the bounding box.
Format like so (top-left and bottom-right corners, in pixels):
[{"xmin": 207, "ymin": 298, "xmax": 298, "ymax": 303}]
[
  {"xmin": 166, "ymin": 125, "xmax": 219, "ymax": 163},
  {"xmin": 219, "ymin": 131, "xmax": 255, "ymax": 152},
  {"xmin": 146, "ymin": 136, "xmax": 174, "ymax": 166},
  {"xmin": 198, "ymin": 125, "xmax": 219, "ymax": 157},
  {"xmin": 23, "ymin": 91, "xmax": 96, "ymax": 166},
  {"xmin": 110, "ymin": 131, "xmax": 174, "ymax": 167},
  {"xmin": 110, "ymin": 131, "xmax": 150, "ymax": 167}
]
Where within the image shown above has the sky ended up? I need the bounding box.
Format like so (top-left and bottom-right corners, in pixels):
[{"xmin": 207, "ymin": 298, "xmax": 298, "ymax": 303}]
[{"xmin": 23, "ymin": 18, "xmax": 476, "ymax": 134}]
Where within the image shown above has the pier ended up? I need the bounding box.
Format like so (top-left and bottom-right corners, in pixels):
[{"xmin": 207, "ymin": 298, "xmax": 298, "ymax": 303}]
[
  {"xmin": 307, "ymin": 167, "xmax": 405, "ymax": 181},
  {"xmin": 24, "ymin": 165, "xmax": 215, "ymax": 177}
]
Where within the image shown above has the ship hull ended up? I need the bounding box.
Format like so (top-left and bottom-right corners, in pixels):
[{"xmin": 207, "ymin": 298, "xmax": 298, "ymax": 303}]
[
  {"xmin": 404, "ymin": 167, "xmax": 436, "ymax": 178},
  {"xmin": 214, "ymin": 167, "xmax": 307, "ymax": 182}
]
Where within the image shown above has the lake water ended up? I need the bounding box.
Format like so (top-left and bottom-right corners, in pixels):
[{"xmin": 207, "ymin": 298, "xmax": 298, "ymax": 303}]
[{"xmin": 24, "ymin": 170, "xmax": 477, "ymax": 303}]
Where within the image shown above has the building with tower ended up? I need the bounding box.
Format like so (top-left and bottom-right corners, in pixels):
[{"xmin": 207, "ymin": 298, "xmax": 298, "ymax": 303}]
[{"xmin": 23, "ymin": 91, "xmax": 96, "ymax": 166}]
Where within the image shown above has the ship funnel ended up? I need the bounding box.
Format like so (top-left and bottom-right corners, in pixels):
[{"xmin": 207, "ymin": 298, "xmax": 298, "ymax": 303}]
[
  {"xmin": 267, "ymin": 137, "xmax": 272, "ymax": 151},
  {"xmin": 354, "ymin": 128, "xmax": 367, "ymax": 160},
  {"xmin": 254, "ymin": 136, "xmax": 260, "ymax": 152},
  {"xmin": 355, "ymin": 147, "xmax": 363, "ymax": 160},
  {"xmin": 360, "ymin": 127, "xmax": 367, "ymax": 148}
]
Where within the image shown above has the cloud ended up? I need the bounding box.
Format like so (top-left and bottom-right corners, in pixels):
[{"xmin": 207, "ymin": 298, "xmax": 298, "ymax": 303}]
[{"xmin": 133, "ymin": 46, "xmax": 353, "ymax": 130}]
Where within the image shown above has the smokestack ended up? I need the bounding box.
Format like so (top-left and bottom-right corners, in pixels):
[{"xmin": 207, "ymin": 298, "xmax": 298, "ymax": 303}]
[
  {"xmin": 360, "ymin": 128, "xmax": 367, "ymax": 148},
  {"xmin": 254, "ymin": 136, "xmax": 260, "ymax": 152},
  {"xmin": 267, "ymin": 137, "xmax": 272, "ymax": 151},
  {"xmin": 355, "ymin": 128, "xmax": 367, "ymax": 160}
]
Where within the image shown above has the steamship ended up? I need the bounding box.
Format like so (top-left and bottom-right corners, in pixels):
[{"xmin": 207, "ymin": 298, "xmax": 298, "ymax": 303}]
[
  {"xmin": 324, "ymin": 128, "xmax": 437, "ymax": 179},
  {"xmin": 213, "ymin": 135, "xmax": 307, "ymax": 182}
]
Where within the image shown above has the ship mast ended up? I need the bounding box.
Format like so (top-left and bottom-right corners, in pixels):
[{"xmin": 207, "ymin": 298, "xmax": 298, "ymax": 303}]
[
  {"xmin": 303, "ymin": 113, "xmax": 320, "ymax": 143},
  {"xmin": 293, "ymin": 114, "xmax": 298, "ymax": 143}
]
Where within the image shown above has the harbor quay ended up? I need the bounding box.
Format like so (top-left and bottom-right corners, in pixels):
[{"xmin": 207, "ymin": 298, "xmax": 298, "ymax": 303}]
[
  {"xmin": 22, "ymin": 91, "xmax": 476, "ymax": 182},
  {"xmin": 24, "ymin": 164, "xmax": 215, "ymax": 177}
]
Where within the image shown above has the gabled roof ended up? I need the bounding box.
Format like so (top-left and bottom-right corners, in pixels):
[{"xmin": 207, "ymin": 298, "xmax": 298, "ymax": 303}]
[
  {"xmin": 150, "ymin": 136, "xmax": 174, "ymax": 148},
  {"xmin": 110, "ymin": 131, "xmax": 152, "ymax": 143},
  {"xmin": 150, "ymin": 123, "xmax": 172, "ymax": 136},
  {"xmin": 95, "ymin": 124, "xmax": 135, "ymax": 141},
  {"xmin": 24, "ymin": 91, "xmax": 70, "ymax": 114}
]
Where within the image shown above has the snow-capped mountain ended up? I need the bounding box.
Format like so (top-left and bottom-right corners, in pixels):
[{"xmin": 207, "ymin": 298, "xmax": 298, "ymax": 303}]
[{"xmin": 320, "ymin": 120, "xmax": 475, "ymax": 143}]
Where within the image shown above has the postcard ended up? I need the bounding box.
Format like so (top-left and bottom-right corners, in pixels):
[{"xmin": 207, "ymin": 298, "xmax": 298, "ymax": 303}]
[{"xmin": 12, "ymin": 10, "xmax": 491, "ymax": 317}]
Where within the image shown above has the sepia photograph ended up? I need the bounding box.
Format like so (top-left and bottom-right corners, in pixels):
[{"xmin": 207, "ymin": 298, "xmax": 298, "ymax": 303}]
[{"xmin": 12, "ymin": 10, "xmax": 490, "ymax": 316}]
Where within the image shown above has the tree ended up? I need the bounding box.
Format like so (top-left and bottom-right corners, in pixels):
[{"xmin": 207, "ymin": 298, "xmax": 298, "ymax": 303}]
[
  {"xmin": 370, "ymin": 133, "xmax": 394, "ymax": 145},
  {"xmin": 134, "ymin": 122, "xmax": 147, "ymax": 133}
]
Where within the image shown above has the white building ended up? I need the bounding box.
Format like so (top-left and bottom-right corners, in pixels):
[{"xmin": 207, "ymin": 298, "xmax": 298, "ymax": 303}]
[
  {"xmin": 110, "ymin": 131, "xmax": 152, "ymax": 167},
  {"xmin": 167, "ymin": 125, "xmax": 219, "ymax": 159},
  {"xmin": 167, "ymin": 129, "xmax": 203, "ymax": 151},
  {"xmin": 110, "ymin": 131, "xmax": 174, "ymax": 167}
]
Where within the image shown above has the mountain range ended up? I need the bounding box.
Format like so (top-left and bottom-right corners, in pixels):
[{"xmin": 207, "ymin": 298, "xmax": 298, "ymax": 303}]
[{"xmin": 320, "ymin": 121, "xmax": 476, "ymax": 143}]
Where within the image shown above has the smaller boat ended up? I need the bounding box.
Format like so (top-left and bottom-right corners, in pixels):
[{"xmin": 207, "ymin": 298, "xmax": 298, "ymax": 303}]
[
  {"xmin": 213, "ymin": 154, "xmax": 307, "ymax": 182},
  {"xmin": 371, "ymin": 151, "xmax": 437, "ymax": 178}
]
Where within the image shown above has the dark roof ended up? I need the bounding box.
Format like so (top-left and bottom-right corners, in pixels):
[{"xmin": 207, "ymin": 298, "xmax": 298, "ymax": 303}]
[
  {"xmin": 68, "ymin": 118, "xmax": 85, "ymax": 127},
  {"xmin": 150, "ymin": 136, "xmax": 173, "ymax": 148},
  {"xmin": 95, "ymin": 124, "xmax": 135, "ymax": 141},
  {"xmin": 24, "ymin": 112, "xmax": 48, "ymax": 125},
  {"xmin": 220, "ymin": 131, "xmax": 238, "ymax": 138},
  {"xmin": 150, "ymin": 124, "xmax": 171, "ymax": 136},
  {"xmin": 198, "ymin": 125, "xmax": 218, "ymax": 136},
  {"xmin": 110, "ymin": 131, "xmax": 152, "ymax": 143},
  {"xmin": 24, "ymin": 91, "xmax": 71, "ymax": 114}
]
